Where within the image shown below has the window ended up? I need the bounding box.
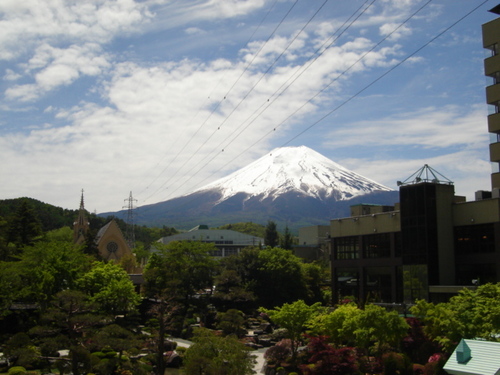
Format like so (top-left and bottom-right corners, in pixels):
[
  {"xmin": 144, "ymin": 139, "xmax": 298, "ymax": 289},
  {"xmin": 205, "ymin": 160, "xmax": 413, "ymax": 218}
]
[
  {"xmin": 211, "ymin": 248, "xmax": 223, "ymax": 257},
  {"xmin": 455, "ymin": 224, "xmax": 495, "ymax": 255},
  {"xmin": 224, "ymin": 247, "xmax": 238, "ymax": 257},
  {"xmin": 363, "ymin": 233, "xmax": 391, "ymax": 258},
  {"xmin": 335, "ymin": 237, "xmax": 359, "ymax": 260}
]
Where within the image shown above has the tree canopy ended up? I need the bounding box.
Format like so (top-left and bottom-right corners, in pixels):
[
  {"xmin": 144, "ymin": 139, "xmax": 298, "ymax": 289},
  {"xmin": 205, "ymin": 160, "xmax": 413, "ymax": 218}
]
[
  {"xmin": 308, "ymin": 303, "xmax": 409, "ymax": 354},
  {"xmin": 264, "ymin": 220, "xmax": 279, "ymax": 248},
  {"xmin": 183, "ymin": 328, "xmax": 255, "ymax": 375},
  {"xmin": 77, "ymin": 261, "xmax": 141, "ymax": 316},
  {"xmin": 261, "ymin": 300, "xmax": 324, "ymax": 360},
  {"xmin": 143, "ymin": 241, "xmax": 217, "ymax": 300},
  {"xmin": 411, "ymin": 282, "xmax": 500, "ymax": 351}
]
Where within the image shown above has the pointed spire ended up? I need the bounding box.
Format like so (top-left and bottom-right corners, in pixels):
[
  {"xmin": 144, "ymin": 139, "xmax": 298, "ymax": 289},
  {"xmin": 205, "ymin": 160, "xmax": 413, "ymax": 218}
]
[
  {"xmin": 74, "ymin": 189, "xmax": 90, "ymax": 244},
  {"xmin": 80, "ymin": 189, "xmax": 85, "ymax": 210}
]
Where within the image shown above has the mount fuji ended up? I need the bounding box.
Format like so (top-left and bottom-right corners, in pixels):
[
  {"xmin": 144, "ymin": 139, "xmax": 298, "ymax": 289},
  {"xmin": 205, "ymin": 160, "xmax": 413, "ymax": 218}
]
[{"xmin": 104, "ymin": 146, "xmax": 398, "ymax": 231}]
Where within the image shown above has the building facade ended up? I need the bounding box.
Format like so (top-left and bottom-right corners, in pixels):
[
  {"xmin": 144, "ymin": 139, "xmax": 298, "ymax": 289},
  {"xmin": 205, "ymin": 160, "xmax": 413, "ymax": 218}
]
[
  {"xmin": 484, "ymin": 4, "xmax": 500, "ymax": 191},
  {"xmin": 73, "ymin": 192, "xmax": 133, "ymax": 262},
  {"xmin": 330, "ymin": 168, "xmax": 500, "ymax": 304}
]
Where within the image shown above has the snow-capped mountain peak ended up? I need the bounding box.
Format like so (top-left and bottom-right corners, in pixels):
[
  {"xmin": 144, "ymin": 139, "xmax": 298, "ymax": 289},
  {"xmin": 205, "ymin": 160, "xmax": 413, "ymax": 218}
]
[{"xmin": 195, "ymin": 146, "xmax": 392, "ymax": 203}]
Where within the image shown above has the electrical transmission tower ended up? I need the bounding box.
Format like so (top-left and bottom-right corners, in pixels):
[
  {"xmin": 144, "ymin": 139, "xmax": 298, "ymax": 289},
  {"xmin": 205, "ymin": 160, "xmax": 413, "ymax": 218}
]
[{"xmin": 123, "ymin": 191, "xmax": 137, "ymax": 249}]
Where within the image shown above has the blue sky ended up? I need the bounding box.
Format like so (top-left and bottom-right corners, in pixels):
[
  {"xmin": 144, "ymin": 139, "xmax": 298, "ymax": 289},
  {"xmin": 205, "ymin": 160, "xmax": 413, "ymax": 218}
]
[{"xmin": 0, "ymin": 0, "xmax": 497, "ymax": 213}]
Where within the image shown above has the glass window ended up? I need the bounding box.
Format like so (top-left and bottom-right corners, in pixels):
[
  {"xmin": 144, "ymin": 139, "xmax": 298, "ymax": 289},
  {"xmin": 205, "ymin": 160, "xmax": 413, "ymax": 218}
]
[
  {"xmin": 335, "ymin": 236, "xmax": 359, "ymax": 259},
  {"xmin": 224, "ymin": 247, "xmax": 239, "ymax": 257},
  {"xmin": 211, "ymin": 248, "xmax": 223, "ymax": 257},
  {"xmin": 363, "ymin": 233, "xmax": 391, "ymax": 258},
  {"xmin": 455, "ymin": 224, "xmax": 495, "ymax": 254}
]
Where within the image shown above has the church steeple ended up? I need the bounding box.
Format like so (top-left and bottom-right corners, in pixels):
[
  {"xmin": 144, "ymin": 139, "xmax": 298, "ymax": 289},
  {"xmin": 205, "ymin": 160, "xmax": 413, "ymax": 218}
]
[{"xmin": 73, "ymin": 189, "xmax": 90, "ymax": 244}]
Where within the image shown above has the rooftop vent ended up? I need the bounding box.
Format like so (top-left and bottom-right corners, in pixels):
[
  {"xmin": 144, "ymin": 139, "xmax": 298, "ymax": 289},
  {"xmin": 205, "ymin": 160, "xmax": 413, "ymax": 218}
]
[
  {"xmin": 475, "ymin": 190, "xmax": 492, "ymax": 201},
  {"xmin": 456, "ymin": 339, "xmax": 472, "ymax": 364}
]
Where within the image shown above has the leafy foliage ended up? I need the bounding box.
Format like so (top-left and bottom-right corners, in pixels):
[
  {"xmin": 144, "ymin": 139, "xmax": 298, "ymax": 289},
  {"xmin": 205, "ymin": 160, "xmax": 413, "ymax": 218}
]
[
  {"xmin": 16, "ymin": 240, "xmax": 93, "ymax": 309},
  {"xmin": 410, "ymin": 282, "xmax": 500, "ymax": 352},
  {"xmin": 300, "ymin": 335, "xmax": 361, "ymax": 375},
  {"xmin": 308, "ymin": 304, "xmax": 409, "ymax": 354},
  {"xmin": 216, "ymin": 222, "xmax": 266, "ymax": 238},
  {"xmin": 183, "ymin": 328, "xmax": 255, "ymax": 375},
  {"xmin": 216, "ymin": 309, "xmax": 246, "ymax": 337},
  {"xmin": 279, "ymin": 225, "xmax": 294, "ymax": 250},
  {"xmin": 255, "ymin": 247, "xmax": 309, "ymax": 308},
  {"xmin": 77, "ymin": 262, "xmax": 141, "ymax": 315},
  {"xmin": 261, "ymin": 300, "xmax": 324, "ymax": 361},
  {"xmin": 264, "ymin": 220, "xmax": 279, "ymax": 247},
  {"xmin": 143, "ymin": 241, "xmax": 217, "ymax": 300},
  {"xmin": 4, "ymin": 199, "xmax": 42, "ymax": 257}
]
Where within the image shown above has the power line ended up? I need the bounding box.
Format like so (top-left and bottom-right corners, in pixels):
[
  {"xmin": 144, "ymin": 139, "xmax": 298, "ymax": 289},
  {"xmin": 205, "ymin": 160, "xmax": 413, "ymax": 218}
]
[
  {"xmin": 135, "ymin": 0, "xmax": 281, "ymax": 200},
  {"xmin": 148, "ymin": 0, "xmax": 375, "ymax": 203},
  {"xmin": 142, "ymin": 0, "xmax": 299, "ymax": 203},
  {"xmin": 161, "ymin": 0, "xmax": 486, "ymax": 200}
]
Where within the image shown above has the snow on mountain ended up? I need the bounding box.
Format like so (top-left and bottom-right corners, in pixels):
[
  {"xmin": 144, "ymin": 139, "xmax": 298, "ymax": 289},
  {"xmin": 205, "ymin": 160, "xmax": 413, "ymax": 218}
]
[{"xmin": 195, "ymin": 146, "xmax": 392, "ymax": 203}]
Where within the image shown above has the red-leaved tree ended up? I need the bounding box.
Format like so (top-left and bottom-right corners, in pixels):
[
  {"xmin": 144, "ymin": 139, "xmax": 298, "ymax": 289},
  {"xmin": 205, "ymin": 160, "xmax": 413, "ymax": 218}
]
[{"xmin": 300, "ymin": 335, "xmax": 360, "ymax": 375}]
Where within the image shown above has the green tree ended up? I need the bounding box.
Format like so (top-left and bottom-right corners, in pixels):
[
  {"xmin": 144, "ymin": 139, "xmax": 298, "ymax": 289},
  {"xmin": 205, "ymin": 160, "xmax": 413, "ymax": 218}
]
[
  {"xmin": 216, "ymin": 309, "xmax": 246, "ymax": 337},
  {"xmin": 4, "ymin": 199, "xmax": 42, "ymax": 258},
  {"xmin": 261, "ymin": 300, "xmax": 324, "ymax": 361},
  {"xmin": 92, "ymin": 324, "xmax": 142, "ymax": 368},
  {"xmin": 17, "ymin": 240, "xmax": 92, "ymax": 309},
  {"xmin": 146, "ymin": 295, "xmax": 182, "ymax": 375},
  {"xmin": 33, "ymin": 290, "xmax": 105, "ymax": 375},
  {"xmin": 308, "ymin": 303, "xmax": 409, "ymax": 354},
  {"xmin": 144, "ymin": 241, "xmax": 217, "ymax": 301},
  {"xmin": 143, "ymin": 242, "xmax": 216, "ymax": 374},
  {"xmin": 264, "ymin": 220, "xmax": 279, "ymax": 248},
  {"xmin": 302, "ymin": 262, "xmax": 326, "ymax": 304},
  {"xmin": 77, "ymin": 262, "xmax": 141, "ymax": 316},
  {"xmin": 0, "ymin": 261, "xmax": 25, "ymax": 318},
  {"xmin": 183, "ymin": 328, "xmax": 255, "ymax": 375},
  {"xmin": 279, "ymin": 225, "xmax": 294, "ymax": 250},
  {"xmin": 44, "ymin": 226, "xmax": 73, "ymax": 243},
  {"xmin": 255, "ymin": 247, "xmax": 308, "ymax": 308},
  {"xmin": 212, "ymin": 268, "xmax": 256, "ymax": 311},
  {"xmin": 411, "ymin": 282, "xmax": 500, "ymax": 352}
]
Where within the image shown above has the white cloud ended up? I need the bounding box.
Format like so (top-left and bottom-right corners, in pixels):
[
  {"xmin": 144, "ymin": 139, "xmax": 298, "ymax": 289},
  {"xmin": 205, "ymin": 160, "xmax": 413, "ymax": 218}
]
[
  {"xmin": 5, "ymin": 43, "xmax": 110, "ymax": 101},
  {"xmin": 379, "ymin": 23, "xmax": 412, "ymax": 41},
  {"xmin": 3, "ymin": 69, "xmax": 21, "ymax": 81},
  {"xmin": 185, "ymin": 27, "xmax": 207, "ymax": 35},
  {"xmin": 324, "ymin": 105, "xmax": 488, "ymax": 150},
  {"xmin": 0, "ymin": 0, "xmax": 153, "ymax": 61}
]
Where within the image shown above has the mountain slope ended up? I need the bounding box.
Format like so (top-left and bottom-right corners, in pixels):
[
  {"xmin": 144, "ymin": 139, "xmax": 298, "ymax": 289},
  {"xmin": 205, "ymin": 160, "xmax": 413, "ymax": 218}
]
[{"xmin": 104, "ymin": 146, "xmax": 398, "ymax": 231}]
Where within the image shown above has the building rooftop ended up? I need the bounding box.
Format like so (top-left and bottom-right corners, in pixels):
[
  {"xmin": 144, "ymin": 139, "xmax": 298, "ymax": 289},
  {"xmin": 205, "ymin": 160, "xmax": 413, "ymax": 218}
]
[{"xmin": 444, "ymin": 339, "xmax": 500, "ymax": 375}]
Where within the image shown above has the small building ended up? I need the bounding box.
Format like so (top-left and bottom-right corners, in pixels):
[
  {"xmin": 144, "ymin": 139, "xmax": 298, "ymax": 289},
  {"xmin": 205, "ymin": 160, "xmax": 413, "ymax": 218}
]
[
  {"xmin": 293, "ymin": 225, "xmax": 330, "ymax": 261},
  {"xmin": 157, "ymin": 225, "xmax": 263, "ymax": 257},
  {"xmin": 73, "ymin": 191, "xmax": 133, "ymax": 262},
  {"xmin": 95, "ymin": 219, "xmax": 133, "ymax": 261},
  {"xmin": 444, "ymin": 339, "xmax": 500, "ymax": 375}
]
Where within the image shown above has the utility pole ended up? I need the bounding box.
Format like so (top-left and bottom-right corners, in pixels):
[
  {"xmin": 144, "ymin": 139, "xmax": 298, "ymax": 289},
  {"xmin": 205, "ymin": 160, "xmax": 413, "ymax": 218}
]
[{"xmin": 123, "ymin": 191, "xmax": 137, "ymax": 249}]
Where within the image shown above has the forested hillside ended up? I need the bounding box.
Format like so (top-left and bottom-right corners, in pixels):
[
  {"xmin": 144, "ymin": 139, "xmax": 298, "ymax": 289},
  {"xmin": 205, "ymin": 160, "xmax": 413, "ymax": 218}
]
[{"xmin": 0, "ymin": 197, "xmax": 178, "ymax": 251}]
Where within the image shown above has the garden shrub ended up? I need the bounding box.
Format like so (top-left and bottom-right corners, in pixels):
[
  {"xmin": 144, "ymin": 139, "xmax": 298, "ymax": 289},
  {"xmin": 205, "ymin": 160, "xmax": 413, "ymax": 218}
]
[{"xmin": 7, "ymin": 366, "xmax": 27, "ymax": 375}]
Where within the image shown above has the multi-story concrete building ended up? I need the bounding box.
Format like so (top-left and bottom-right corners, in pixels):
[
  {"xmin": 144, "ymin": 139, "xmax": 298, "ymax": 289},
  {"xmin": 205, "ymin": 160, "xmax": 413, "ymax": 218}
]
[
  {"xmin": 328, "ymin": 6, "xmax": 500, "ymax": 305},
  {"xmin": 485, "ymin": 4, "xmax": 500, "ymax": 190}
]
